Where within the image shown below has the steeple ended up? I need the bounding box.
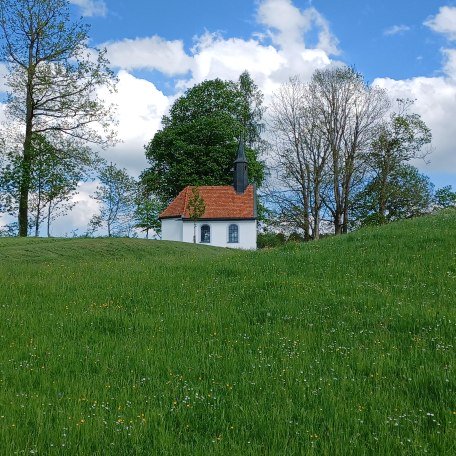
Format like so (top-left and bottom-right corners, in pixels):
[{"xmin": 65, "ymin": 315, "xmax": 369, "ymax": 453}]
[{"xmin": 233, "ymin": 136, "xmax": 249, "ymax": 194}]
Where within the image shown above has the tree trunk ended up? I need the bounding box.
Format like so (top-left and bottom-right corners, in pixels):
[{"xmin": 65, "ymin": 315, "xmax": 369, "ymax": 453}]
[
  {"xmin": 19, "ymin": 40, "xmax": 36, "ymax": 237},
  {"xmin": 313, "ymin": 179, "xmax": 321, "ymax": 240},
  {"xmin": 19, "ymin": 135, "xmax": 33, "ymax": 237},
  {"xmin": 35, "ymin": 174, "xmax": 42, "ymax": 237},
  {"xmin": 378, "ymin": 163, "xmax": 389, "ymax": 224},
  {"xmin": 47, "ymin": 203, "xmax": 52, "ymax": 237}
]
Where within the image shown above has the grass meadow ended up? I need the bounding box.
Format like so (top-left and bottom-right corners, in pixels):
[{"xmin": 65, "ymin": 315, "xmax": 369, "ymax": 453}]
[{"xmin": 0, "ymin": 210, "xmax": 455, "ymax": 455}]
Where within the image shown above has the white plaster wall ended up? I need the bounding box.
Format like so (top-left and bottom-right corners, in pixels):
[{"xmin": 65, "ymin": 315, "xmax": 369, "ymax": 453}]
[
  {"xmin": 161, "ymin": 218, "xmax": 183, "ymax": 242},
  {"xmin": 182, "ymin": 220, "xmax": 257, "ymax": 250}
]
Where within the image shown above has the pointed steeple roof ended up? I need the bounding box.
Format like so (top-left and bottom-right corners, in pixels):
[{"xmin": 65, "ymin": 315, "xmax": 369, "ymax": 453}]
[
  {"xmin": 233, "ymin": 135, "xmax": 249, "ymax": 193},
  {"xmin": 234, "ymin": 136, "xmax": 247, "ymax": 163}
]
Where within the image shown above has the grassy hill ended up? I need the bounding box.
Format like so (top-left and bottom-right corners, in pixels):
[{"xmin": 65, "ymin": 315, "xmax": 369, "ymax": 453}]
[{"xmin": 0, "ymin": 210, "xmax": 455, "ymax": 455}]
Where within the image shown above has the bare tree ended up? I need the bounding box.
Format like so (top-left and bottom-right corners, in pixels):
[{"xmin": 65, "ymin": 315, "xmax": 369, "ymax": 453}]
[
  {"xmin": 269, "ymin": 77, "xmax": 312, "ymax": 239},
  {"xmin": 310, "ymin": 67, "xmax": 389, "ymax": 234},
  {"xmin": 267, "ymin": 68, "xmax": 389, "ymax": 238}
]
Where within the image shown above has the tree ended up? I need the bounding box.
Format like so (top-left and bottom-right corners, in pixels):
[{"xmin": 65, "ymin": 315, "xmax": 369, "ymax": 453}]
[
  {"xmin": 0, "ymin": 0, "xmax": 117, "ymax": 236},
  {"xmin": 269, "ymin": 76, "xmax": 331, "ymax": 240},
  {"xmin": 187, "ymin": 187, "xmax": 206, "ymax": 243},
  {"xmin": 351, "ymin": 165, "xmax": 434, "ymax": 226},
  {"xmin": 434, "ymin": 185, "xmax": 456, "ymax": 209},
  {"xmin": 142, "ymin": 75, "xmax": 265, "ymax": 203},
  {"xmin": 366, "ymin": 99, "xmax": 432, "ymax": 224},
  {"xmin": 0, "ymin": 133, "xmax": 96, "ymax": 236},
  {"xmin": 89, "ymin": 163, "xmax": 137, "ymax": 237},
  {"xmin": 310, "ymin": 67, "xmax": 389, "ymax": 234},
  {"xmin": 267, "ymin": 68, "xmax": 388, "ymax": 239},
  {"xmin": 134, "ymin": 183, "xmax": 163, "ymax": 239},
  {"xmin": 238, "ymin": 71, "xmax": 265, "ymax": 147}
]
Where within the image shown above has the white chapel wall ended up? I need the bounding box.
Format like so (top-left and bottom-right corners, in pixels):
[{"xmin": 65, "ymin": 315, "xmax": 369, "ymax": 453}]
[
  {"xmin": 161, "ymin": 219, "xmax": 183, "ymax": 242},
  {"xmin": 182, "ymin": 220, "xmax": 256, "ymax": 249}
]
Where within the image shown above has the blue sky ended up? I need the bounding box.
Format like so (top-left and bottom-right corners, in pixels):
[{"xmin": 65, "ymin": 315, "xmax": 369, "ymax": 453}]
[
  {"xmin": 79, "ymin": 0, "xmax": 452, "ymax": 81},
  {"xmin": 1, "ymin": 0, "xmax": 456, "ymax": 234},
  {"xmin": 69, "ymin": 0, "xmax": 455, "ymax": 178}
]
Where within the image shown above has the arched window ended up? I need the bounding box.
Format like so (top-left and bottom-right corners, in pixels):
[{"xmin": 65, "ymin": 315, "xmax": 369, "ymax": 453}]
[
  {"xmin": 200, "ymin": 224, "xmax": 211, "ymax": 243},
  {"xmin": 228, "ymin": 224, "xmax": 239, "ymax": 243}
]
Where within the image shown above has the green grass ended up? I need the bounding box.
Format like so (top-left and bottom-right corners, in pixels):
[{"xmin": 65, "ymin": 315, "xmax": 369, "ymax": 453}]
[{"xmin": 0, "ymin": 210, "xmax": 455, "ymax": 455}]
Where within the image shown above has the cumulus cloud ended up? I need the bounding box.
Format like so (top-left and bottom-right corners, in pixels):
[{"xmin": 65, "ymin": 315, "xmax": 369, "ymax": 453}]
[
  {"xmin": 49, "ymin": 182, "xmax": 100, "ymax": 236},
  {"xmin": 374, "ymin": 76, "xmax": 456, "ymax": 173},
  {"xmin": 257, "ymin": 0, "xmax": 339, "ymax": 55},
  {"xmin": 104, "ymin": 36, "xmax": 193, "ymax": 76},
  {"xmin": 97, "ymin": 70, "xmax": 170, "ymax": 176},
  {"xmin": 425, "ymin": 6, "xmax": 456, "ymax": 41},
  {"xmin": 182, "ymin": 32, "xmax": 286, "ymax": 95},
  {"xmin": 69, "ymin": 0, "xmax": 107, "ymax": 17},
  {"xmin": 384, "ymin": 25, "xmax": 411, "ymax": 36}
]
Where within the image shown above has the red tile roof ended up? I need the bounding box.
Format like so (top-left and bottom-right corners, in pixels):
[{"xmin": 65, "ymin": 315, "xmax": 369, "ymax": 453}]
[{"xmin": 159, "ymin": 185, "xmax": 256, "ymax": 220}]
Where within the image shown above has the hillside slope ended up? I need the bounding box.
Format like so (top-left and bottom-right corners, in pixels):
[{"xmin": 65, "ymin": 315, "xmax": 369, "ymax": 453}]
[{"xmin": 0, "ymin": 210, "xmax": 455, "ymax": 454}]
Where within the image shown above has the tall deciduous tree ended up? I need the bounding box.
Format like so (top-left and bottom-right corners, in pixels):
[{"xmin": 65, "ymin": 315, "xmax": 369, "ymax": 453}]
[
  {"xmin": 142, "ymin": 75, "xmax": 265, "ymax": 204},
  {"xmin": 267, "ymin": 69, "xmax": 388, "ymax": 238},
  {"xmin": 310, "ymin": 67, "xmax": 389, "ymax": 234},
  {"xmin": 0, "ymin": 0, "xmax": 117, "ymax": 236},
  {"xmin": 269, "ymin": 76, "xmax": 331, "ymax": 240}
]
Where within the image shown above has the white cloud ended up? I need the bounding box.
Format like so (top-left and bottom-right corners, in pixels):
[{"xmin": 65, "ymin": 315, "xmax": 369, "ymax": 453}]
[
  {"xmin": 97, "ymin": 70, "xmax": 170, "ymax": 177},
  {"xmin": 374, "ymin": 76, "xmax": 456, "ymax": 174},
  {"xmin": 256, "ymin": 0, "xmax": 339, "ymax": 55},
  {"xmin": 425, "ymin": 6, "xmax": 456, "ymax": 41},
  {"xmin": 49, "ymin": 182, "xmax": 99, "ymax": 236},
  {"xmin": 183, "ymin": 32, "xmax": 286, "ymax": 96},
  {"xmin": 384, "ymin": 25, "xmax": 411, "ymax": 36},
  {"xmin": 69, "ymin": 0, "xmax": 107, "ymax": 17},
  {"xmin": 443, "ymin": 48, "xmax": 456, "ymax": 77},
  {"xmin": 104, "ymin": 36, "xmax": 192, "ymax": 76}
]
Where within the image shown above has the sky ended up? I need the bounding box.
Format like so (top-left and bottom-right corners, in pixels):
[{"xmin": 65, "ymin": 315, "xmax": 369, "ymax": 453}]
[{"xmin": 1, "ymin": 0, "xmax": 456, "ymax": 235}]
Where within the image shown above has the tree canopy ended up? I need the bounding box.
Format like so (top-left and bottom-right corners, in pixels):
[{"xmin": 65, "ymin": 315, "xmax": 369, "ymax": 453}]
[{"xmin": 142, "ymin": 73, "xmax": 265, "ymax": 203}]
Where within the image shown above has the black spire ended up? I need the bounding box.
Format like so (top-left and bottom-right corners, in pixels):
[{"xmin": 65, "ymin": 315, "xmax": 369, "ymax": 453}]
[{"xmin": 233, "ymin": 136, "xmax": 249, "ymax": 193}]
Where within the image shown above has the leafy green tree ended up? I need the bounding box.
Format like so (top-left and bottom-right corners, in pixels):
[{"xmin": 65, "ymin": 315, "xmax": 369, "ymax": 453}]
[
  {"xmin": 434, "ymin": 185, "xmax": 456, "ymax": 209},
  {"xmin": 351, "ymin": 165, "xmax": 434, "ymax": 227},
  {"xmin": 134, "ymin": 184, "xmax": 163, "ymax": 239},
  {"xmin": 187, "ymin": 187, "xmax": 206, "ymax": 243},
  {"xmin": 142, "ymin": 75, "xmax": 265, "ymax": 203},
  {"xmin": 89, "ymin": 163, "xmax": 137, "ymax": 237},
  {"xmin": 0, "ymin": 133, "xmax": 94, "ymax": 236},
  {"xmin": 366, "ymin": 99, "xmax": 432, "ymax": 224},
  {"xmin": 238, "ymin": 71, "xmax": 265, "ymax": 147},
  {"xmin": 0, "ymin": 0, "xmax": 117, "ymax": 236}
]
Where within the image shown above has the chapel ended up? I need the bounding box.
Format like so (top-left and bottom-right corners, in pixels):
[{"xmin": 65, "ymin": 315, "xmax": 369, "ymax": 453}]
[{"xmin": 159, "ymin": 141, "xmax": 257, "ymax": 249}]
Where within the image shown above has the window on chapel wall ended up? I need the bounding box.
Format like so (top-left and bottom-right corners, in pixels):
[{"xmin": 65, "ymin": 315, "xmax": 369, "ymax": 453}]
[
  {"xmin": 228, "ymin": 224, "xmax": 239, "ymax": 243},
  {"xmin": 201, "ymin": 225, "xmax": 211, "ymax": 243}
]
